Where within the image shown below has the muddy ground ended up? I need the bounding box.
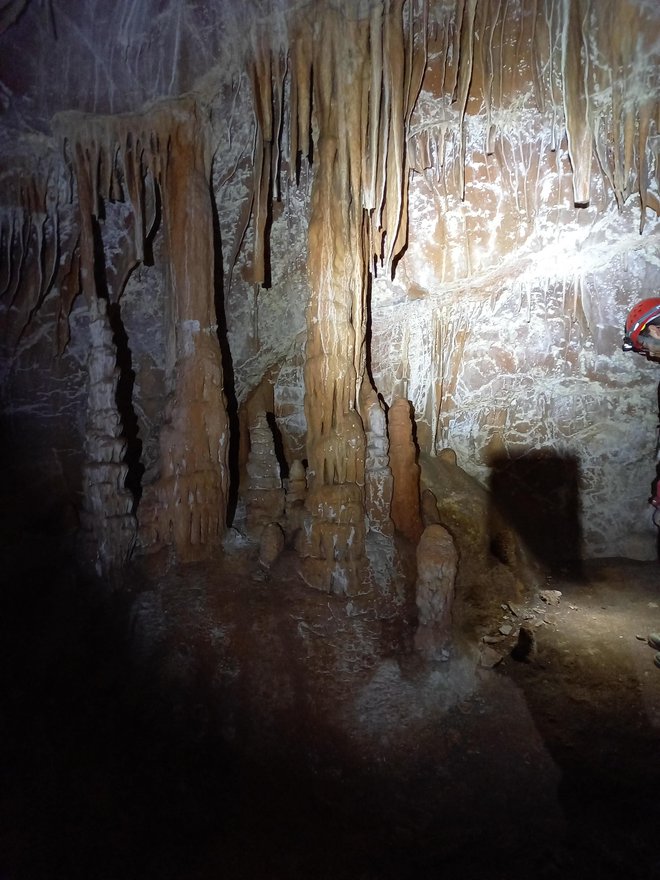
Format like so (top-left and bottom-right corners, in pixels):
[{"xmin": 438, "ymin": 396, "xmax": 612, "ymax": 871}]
[{"xmin": 2, "ymin": 527, "xmax": 660, "ymax": 880}]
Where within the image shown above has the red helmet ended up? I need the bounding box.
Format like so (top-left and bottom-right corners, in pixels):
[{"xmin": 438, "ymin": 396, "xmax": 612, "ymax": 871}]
[{"xmin": 623, "ymin": 298, "xmax": 660, "ymax": 352}]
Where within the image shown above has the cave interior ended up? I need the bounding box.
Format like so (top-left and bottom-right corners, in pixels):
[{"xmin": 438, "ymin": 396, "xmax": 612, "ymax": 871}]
[{"xmin": 2, "ymin": 1, "xmax": 660, "ymax": 878}]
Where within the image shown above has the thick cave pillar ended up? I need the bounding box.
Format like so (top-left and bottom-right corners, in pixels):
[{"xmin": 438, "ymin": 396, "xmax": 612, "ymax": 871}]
[
  {"xmin": 299, "ymin": 125, "xmax": 368, "ymax": 594},
  {"xmin": 72, "ymin": 145, "xmax": 138, "ymax": 575},
  {"xmin": 59, "ymin": 99, "xmax": 230, "ymax": 568},
  {"xmin": 288, "ymin": 8, "xmax": 372, "ymax": 595},
  {"xmin": 138, "ymin": 105, "xmax": 229, "ymax": 563},
  {"xmin": 247, "ymin": 2, "xmax": 426, "ymax": 590}
]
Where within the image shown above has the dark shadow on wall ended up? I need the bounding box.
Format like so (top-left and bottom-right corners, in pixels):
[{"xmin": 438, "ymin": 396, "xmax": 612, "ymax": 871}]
[
  {"xmin": 488, "ymin": 450, "xmax": 583, "ymax": 577},
  {"xmin": 92, "ymin": 217, "xmax": 144, "ymax": 511},
  {"xmin": 210, "ymin": 188, "xmax": 240, "ymax": 526},
  {"xmin": 266, "ymin": 410, "xmax": 289, "ymax": 480}
]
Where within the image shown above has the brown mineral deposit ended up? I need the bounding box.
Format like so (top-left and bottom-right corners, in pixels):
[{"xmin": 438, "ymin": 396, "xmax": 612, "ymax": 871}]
[
  {"xmin": 389, "ymin": 397, "xmax": 423, "ymax": 544},
  {"xmin": 414, "ymin": 523, "xmax": 459, "ymax": 656},
  {"xmin": 258, "ymin": 521, "xmax": 285, "ymax": 569}
]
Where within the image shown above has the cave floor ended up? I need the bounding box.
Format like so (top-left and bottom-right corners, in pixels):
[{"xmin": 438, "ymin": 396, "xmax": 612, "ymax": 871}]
[{"xmin": 2, "ymin": 531, "xmax": 660, "ymax": 880}]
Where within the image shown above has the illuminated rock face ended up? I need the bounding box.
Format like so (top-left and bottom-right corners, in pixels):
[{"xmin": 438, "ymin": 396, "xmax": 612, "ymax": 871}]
[
  {"xmin": 366, "ymin": 0, "xmax": 660, "ymax": 560},
  {"xmin": 1, "ymin": 0, "xmax": 660, "ymax": 572}
]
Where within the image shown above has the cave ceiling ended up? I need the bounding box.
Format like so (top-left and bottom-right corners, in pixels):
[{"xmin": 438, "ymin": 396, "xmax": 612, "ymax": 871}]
[{"xmin": 0, "ymin": 0, "xmax": 244, "ymax": 139}]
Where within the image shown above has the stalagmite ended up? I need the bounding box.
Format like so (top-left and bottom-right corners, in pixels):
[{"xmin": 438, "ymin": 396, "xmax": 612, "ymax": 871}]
[
  {"xmin": 79, "ymin": 295, "xmax": 137, "ymax": 573},
  {"xmin": 421, "ymin": 488, "xmax": 442, "ymax": 527},
  {"xmin": 245, "ymin": 411, "xmax": 285, "ymax": 536},
  {"xmin": 285, "ymin": 459, "xmax": 307, "ymax": 541},
  {"xmin": 389, "ymin": 397, "xmax": 423, "ymax": 544},
  {"xmin": 362, "ymin": 387, "xmax": 394, "ymax": 538},
  {"xmin": 414, "ymin": 523, "xmax": 458, "ymax": 656},
  {"xmin": 258, "ymin": 521, "xmax": 285, "ymax": 569}
]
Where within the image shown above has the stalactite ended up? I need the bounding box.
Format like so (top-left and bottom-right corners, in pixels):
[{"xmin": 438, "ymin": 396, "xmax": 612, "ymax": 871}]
[
  {"xmin": 0, "ymin": 163, "xmax": 68, "ymax": 348},
  {"xmin": 288, "ymin": 45, "xmax": 300, "ymax": 179},
  {"xmin": 293, "ymin": 22, "xmax": 313, "ymax": 164},
  {"xmin": 270, "ymin": 51, "xmax": 287, "ymax": 201},
  {"xmin": 446, "ymin": 0, "xmax": 464, "ymax": 101},
  {"xmin": 0, "ymin": 218, "xmax": 9, "ymax": 297},
  {"xmin": 123, "ymin": 132, "xmax": 145, "ymax": 261},
  {"xmin": 363, "ymin": 2, "xmax": 383, "ymax": 211},
  {"xmin": 4, "ymin": 0, "xmax": 655, "ymax": 575},
  {"xmin": 538, "ymin": 0, "xmax": 561, "ymax": 151},
  {"xmin": 253, "ymin": 119, "xmax": 270, "ymax": 284},
  {"xmin": 481, "ymin": 0, "xmax": 501, "ymax": 154},
  {"xmin": 497, "ymin": 0, "xmax": 508, "ymax": 107},
  {"xmin": 247, "ymin": 42, "xmax": 288, "ymax": 285},
  {"xmin": 381, "ymin": 0, "xmax": 406, "ymax": 268},
  {"xmin": 5, "ymin": 210, "xmax": 29, "ymax": 310},
  {"xmin": 0, "ymin": 157, "xmax": 73, "ymax": 356},
  {"xmin": 56, "ymin": 239, "xmax": 80, "ymax": 354},
  {"xmin": 400, "ymin": 3, "xmax": 428, "ymax": 257},
  {"xmin": 638, "ymin": 101, "xmax": 651, "ymax": 234},
  {"xmin": 19, "ymin": 199, "xmax": 59, "ymax": 340},
  {"xmin": 249, "ymin": 50, "xmax": 272, "ymax": 285},
  {"xmin": 225, "ymin": 173, "xmax": 255, "ymax": 295},
  {"xmin": 528, "ymin": 0, "xmax": 543, "ymax": 112},
  {"xmin": 560, "ymin": 0, "xmax": 591, "ymax": 205},
  {"xmin": 623, "ymin": 107, "xmax": 635, "ymax": 202},
  {"xmin": 593, "ymin": 119, "xmax": 615, "ymax": 204},
  {"xmin": 431, "ymin": 311, "xmax": 441, "ymax": 451}
]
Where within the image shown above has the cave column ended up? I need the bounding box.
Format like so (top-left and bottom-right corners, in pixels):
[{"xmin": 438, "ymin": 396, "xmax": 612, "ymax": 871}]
[
  {"xmin": 297, "ymin": 18, "xmax": 368, "ymax": 595},
  {"xmin": 137, "ymin": 106, "xmax": 229, "ymax": 562},
  {"xmin": 71, "ymin": 145, "xmax": 137, "ymax": 576},
  {"xmin": 249, "ymin": 2, "xmax": 423, "ymax": 589}
]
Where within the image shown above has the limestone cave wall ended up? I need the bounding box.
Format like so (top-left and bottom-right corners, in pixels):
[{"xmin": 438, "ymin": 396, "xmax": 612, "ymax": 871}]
[{"xmin": 1, "ymin": 0, "xmax": 659, "ymax": 572}]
